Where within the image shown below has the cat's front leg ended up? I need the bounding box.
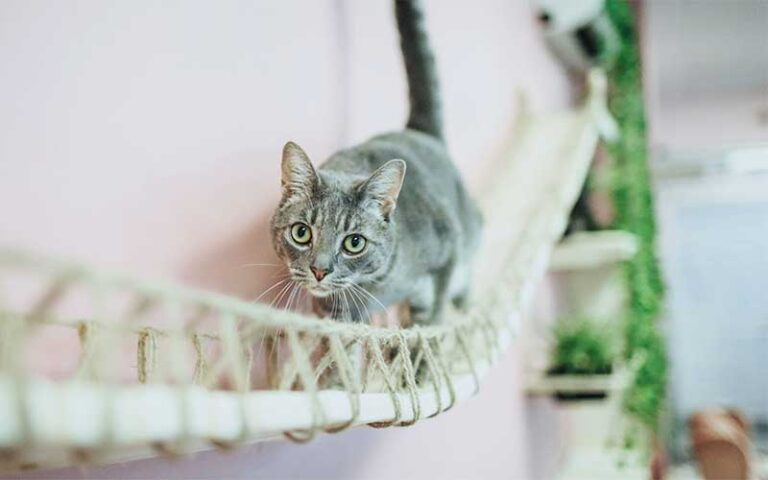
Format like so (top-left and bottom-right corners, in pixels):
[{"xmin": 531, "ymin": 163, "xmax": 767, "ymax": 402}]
[
  {"xmin": 407, "ymin": 275, "xmax": 436, "ymax": 325},
  {"xmin": 406, "ymin": 268, "xmax": 455, "ymax": 384},
  {"xmin": 407, "ymin": 265, "xmax": 453, "ymax": 325}
]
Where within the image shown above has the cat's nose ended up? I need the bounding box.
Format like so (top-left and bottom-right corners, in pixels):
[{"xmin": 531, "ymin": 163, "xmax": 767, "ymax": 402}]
[{"xmin": 310, "ymin": 266, "xmax": 330, "ymax": 282}]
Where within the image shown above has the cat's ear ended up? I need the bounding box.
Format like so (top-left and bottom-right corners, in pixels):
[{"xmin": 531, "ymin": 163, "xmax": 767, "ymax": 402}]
[
  {"xmin": 358, "ymin": 159, "xmax": 406, "ymax": 220},
  {"xmin": 281, "ymin": 141, "xmax": 318, "ymax": 201}
]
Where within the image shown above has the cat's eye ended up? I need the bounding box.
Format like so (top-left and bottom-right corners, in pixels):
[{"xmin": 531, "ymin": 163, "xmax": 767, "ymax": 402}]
[
  {"xmin": 343, "ymin": 234, "xmax": 367, "ymax": 254},
  {"xmin": 290, "ymin": 223, "xmax": 312, "ymax": 245}
]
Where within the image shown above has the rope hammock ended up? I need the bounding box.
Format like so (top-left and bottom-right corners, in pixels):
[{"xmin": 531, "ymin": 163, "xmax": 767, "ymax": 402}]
[{"xmin": 0, "ymin": 70, "xmax": 611, "ymax": 471}]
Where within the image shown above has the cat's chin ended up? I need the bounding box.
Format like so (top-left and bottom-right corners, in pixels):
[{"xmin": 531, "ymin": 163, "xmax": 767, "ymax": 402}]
[{"xmin": 306, "ymin": 286, "xmax": 334, "ymax": 298}]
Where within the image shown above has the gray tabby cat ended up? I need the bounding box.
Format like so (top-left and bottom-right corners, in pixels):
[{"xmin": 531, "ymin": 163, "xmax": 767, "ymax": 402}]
[{"xmin": 271, "ymin": 0, "xmax": 481, "ymax": 325}]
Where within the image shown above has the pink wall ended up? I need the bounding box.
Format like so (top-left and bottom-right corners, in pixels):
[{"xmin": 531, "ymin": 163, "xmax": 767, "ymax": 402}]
[{"xmin": 0, "ymin": 0, "xmax": 569, "ymax": 478}]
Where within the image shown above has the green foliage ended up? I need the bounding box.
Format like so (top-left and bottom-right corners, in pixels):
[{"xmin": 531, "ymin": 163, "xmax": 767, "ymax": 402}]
[
  {"xmin": 604, "ymin": 0, "xmax": 668, "ymax": 431},
  {"xmin": 549, "ymin": 319, "xmax": 615, "ymax": 376}
]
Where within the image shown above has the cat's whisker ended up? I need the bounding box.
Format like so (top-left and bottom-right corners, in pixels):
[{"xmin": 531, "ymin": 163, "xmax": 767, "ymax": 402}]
[
  {"xmin": 282, "ymin": 284, "xmax": 295, "ymax": 309},
  {"xmin": 337, "ymin": 289, "xmax": 346, "ymax": 321},
  {"xmin": 285, "ymin": 283, "xmax": 301, "ymax": 312},
  {"xmin": 338, "ymin": 289, "xmax": 347, "ymax": 323},
  {"xmin": 346, "ymin": 285, "xmax": 370, "ymax": 323},
  {"xmin": 350, "ymin": 288, "xmax": 373, "ymax": 322},
  {"xmin": 238, "ymin": 263, "xmax": 283, "ymax": 269},
  {"xmin": 329, "ymin": 291, "xmax": 338, "ymax": 319},
  {"xmin": 289, "ymin": 283, "xmax": 302, "ymax": 311},
  {"xmin": 252, "ymin": 277, "xmax": 290, "ymax": 304},
  {"xmin": 276, "ymin": 282, "xmax": 295, "ymax": 308},
  {"xmin": 255, "ymin": 320, "xmax": 271, "ymax": 368},
  {"xmin": 342, "ymin": 290, "xmax": 356, "ymax": 322},
  {"xmin": 347, "ymin": 290, "xmax": 361, "ymax": 323},
  {"xmin": 358, "ymin": 289, "xmax": 376, "ymax": 323},
  {"xmin": 342, "ymin": 289, "xmax": 353, "ymax": 324},
  {"xmin": 350, "ymin": 282, "xmax": 387, "ymax": 312},
  {"xmin": 241, "ymin": 264, "xmax": 288, "ymax": 282},
  {"xmin": 270, "ymin": 281, "xmax": 295, "ymax": 309},
  {"xmin": 252, "ymin": 278, "xmax": 290, "ymax": 362},
  {"xmin": 357, "ymin": 289, "xmax": 374, "ymax": 323},
  {"xmin": 263, "ymin": 280, "xmax": 296, "ymax": 377},
  {"xmin": 297, "ymin": 287, "xmax": 308, "ymax": 313},
  {"xmin": 352, "ymin": 282, "xmax": 389, "ymax": 324}
]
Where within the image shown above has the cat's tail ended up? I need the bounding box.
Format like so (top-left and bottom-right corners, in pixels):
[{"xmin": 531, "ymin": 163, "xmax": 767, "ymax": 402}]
[{"xmin": 395, "ymin": 0, "xmax": 443, "ymax": 140}]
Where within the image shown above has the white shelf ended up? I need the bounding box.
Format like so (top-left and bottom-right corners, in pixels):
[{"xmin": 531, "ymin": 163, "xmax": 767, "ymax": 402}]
[
  {"xmin": 549, "ymin": 230, "xmax": 638, "ymax": 272},
  {"xmin": 525, "ymin": 368, "xmax": 630, "ymax": 396}
]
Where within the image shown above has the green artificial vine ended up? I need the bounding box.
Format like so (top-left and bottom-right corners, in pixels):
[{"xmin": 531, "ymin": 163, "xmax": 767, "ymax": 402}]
[{"xmin": 604, "ymin": 1, "xmax": 668, "ymax": 431}]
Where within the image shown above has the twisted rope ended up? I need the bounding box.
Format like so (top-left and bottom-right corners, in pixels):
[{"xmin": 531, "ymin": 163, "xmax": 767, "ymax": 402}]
[
  {"xmin": 137, "ymin": 328, "xmax": 158, "ymax": 384},
  {"xmin": 366, "ymin": 336, "xmax": 403, "ymax": 428},
  {"xmin": 395, "ymin": 330, "xmax": 421, "ymax": 426}
]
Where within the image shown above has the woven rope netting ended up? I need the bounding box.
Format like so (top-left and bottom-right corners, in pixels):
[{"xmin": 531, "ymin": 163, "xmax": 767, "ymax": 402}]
[{"xmin": 0, "ymin": 72, "xmax": 608, "ymax": 470}]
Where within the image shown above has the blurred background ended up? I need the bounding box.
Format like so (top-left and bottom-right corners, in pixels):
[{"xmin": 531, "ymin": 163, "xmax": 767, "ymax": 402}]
[{"xmin": 0, "ymin": 0, "xmax": 767, "ymax": 479}]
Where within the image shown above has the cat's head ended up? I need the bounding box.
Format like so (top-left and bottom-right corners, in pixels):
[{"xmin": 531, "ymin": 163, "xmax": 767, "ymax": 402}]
[{"xmin": 270, "ymin": 141, "xmax": 406, "ymax": 298}]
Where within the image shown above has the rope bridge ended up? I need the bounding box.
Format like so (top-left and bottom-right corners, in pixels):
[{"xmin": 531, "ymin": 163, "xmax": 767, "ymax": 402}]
[{"xmin": 0, "ymin": 71, "xmax": 609, "ymax": 471}]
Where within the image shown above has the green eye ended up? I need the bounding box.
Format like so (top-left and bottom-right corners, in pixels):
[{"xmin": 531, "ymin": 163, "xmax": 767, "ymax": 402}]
[
  {"xmin": 343, "ymin": 234, "xmax": 367, "ymax": 254},
  {"xmin": 290, "ymin": 223, "xmax": 312, "ymax": 245}
]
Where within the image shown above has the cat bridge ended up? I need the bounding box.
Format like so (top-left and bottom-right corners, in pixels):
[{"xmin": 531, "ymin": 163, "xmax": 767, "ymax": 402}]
[{"xmin": 0, "ymin": 71, "xmax": 612, "ymax": 471}]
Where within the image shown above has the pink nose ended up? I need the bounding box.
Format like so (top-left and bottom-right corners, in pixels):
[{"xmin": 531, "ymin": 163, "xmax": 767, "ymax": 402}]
[{"xmin": 310, "ymin": 266, "xmax": 328, "ymax": 281}]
